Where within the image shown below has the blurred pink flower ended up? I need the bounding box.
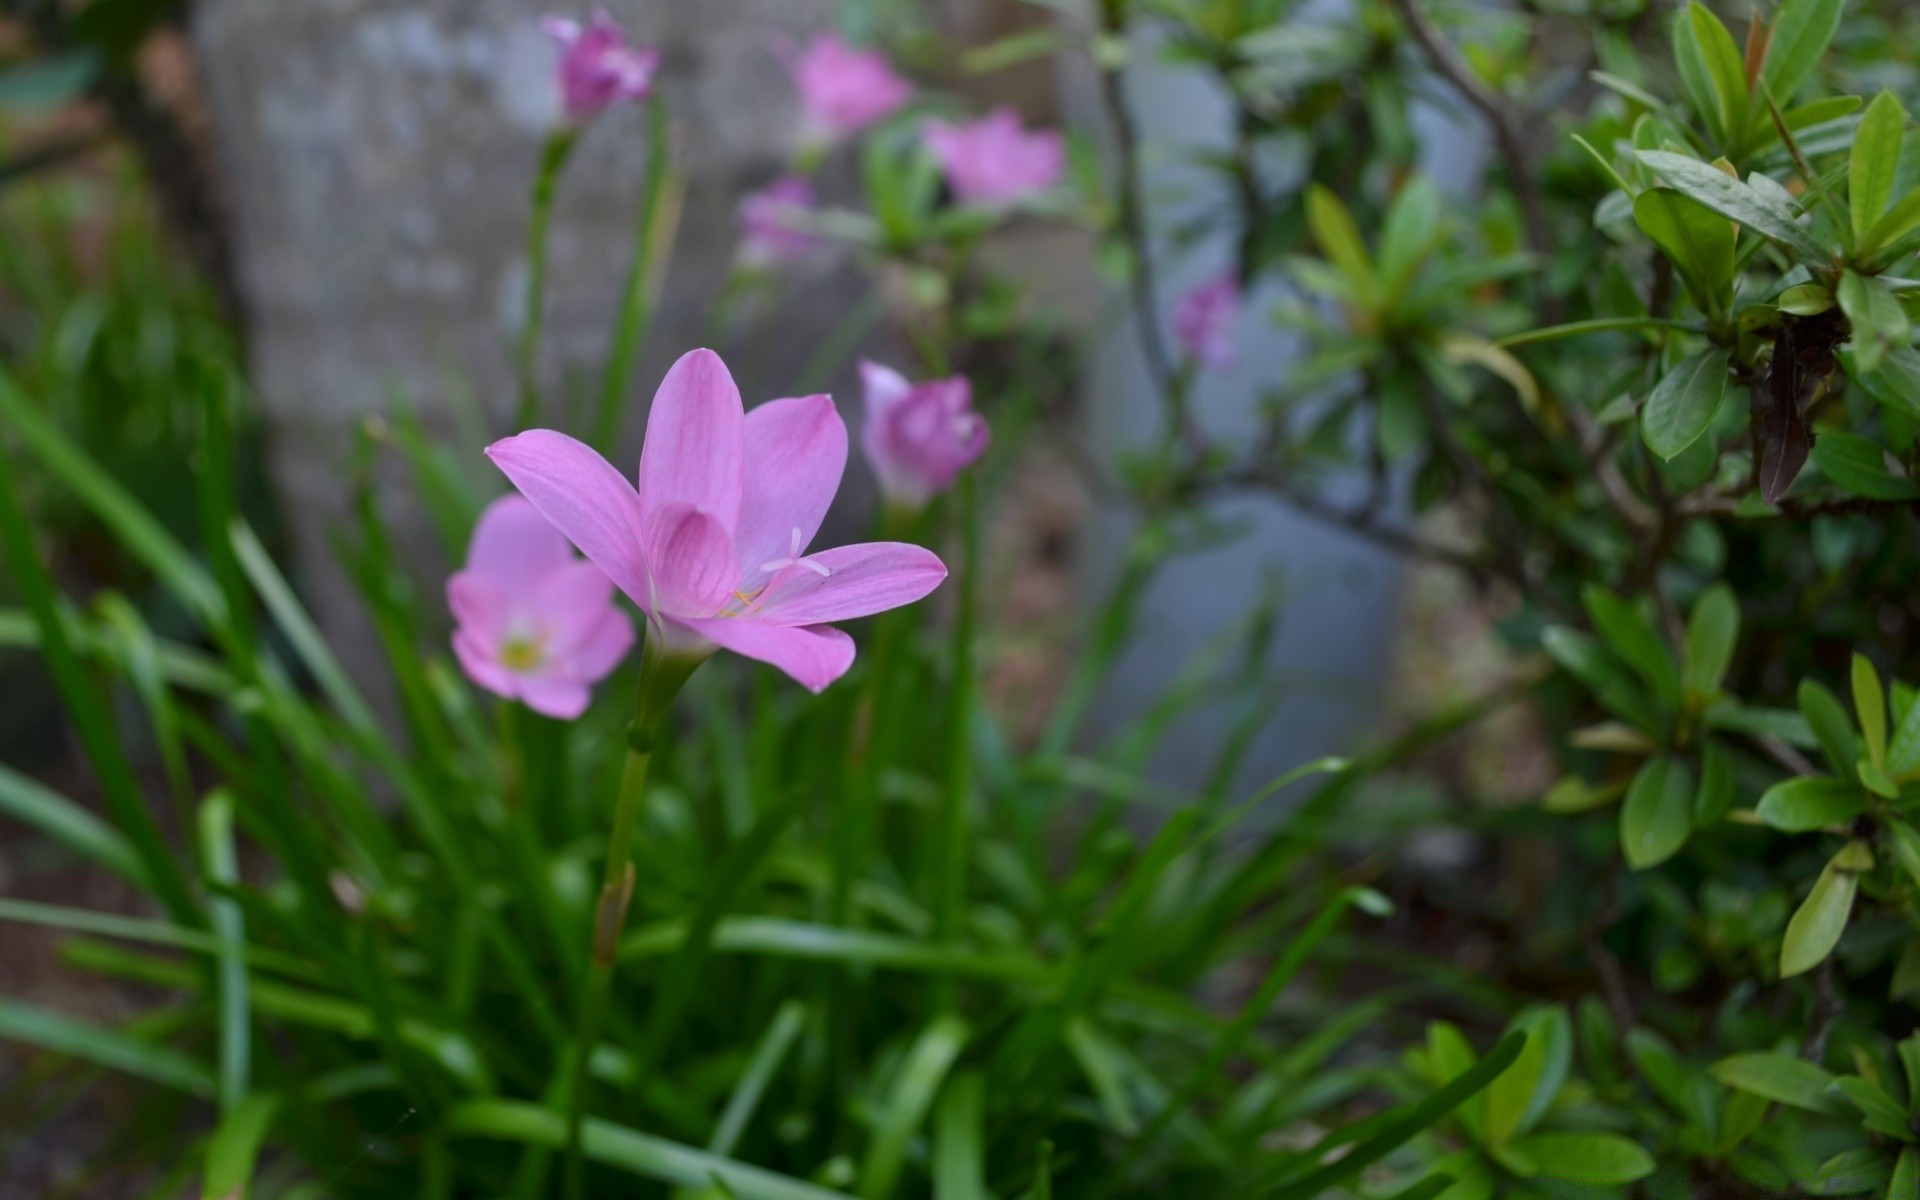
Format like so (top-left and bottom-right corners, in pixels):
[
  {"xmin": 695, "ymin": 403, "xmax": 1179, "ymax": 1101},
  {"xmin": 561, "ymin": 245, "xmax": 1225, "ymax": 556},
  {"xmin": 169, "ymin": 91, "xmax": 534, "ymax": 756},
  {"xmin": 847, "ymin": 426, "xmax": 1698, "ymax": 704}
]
[
  {"xmin": 790, "ymin": 33, "xmax": 911, "ymax": 145},
  {"xmin": 923, "ymin": 108, "xmax": 1064, "ymax": 208},
  {"xmin": 488, "ymin": 349, "xmax": 947, "ymax": 693},
  {"xmin": 859, "ymin": 361, "xmax": 989, "ymax": 510},
  {"xmin": 448, "ymin": 494, "xmax": 636, "ymax": 719},
  {"xmin": 1173, "ymin": 273, "xmax": 1241, "ymax": 370},
  {"xmin": 544, "ymin": 10, "xmax": 660, "ymax": 124},
  {"xmin": 737, "ymin": 174, "xmax": 819, "ymax": 266}
]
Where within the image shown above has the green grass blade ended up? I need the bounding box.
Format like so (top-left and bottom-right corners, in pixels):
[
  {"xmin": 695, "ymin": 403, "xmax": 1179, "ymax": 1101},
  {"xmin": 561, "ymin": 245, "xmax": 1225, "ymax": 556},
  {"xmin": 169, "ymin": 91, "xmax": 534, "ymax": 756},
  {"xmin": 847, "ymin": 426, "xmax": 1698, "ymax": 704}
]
[
  {"xmin": 201, "ymin": 1092, "xmax": 280, "ymax": 1200},
  {"xmin": 708, "ymin": 1000, "xmax": 807, "ymax": 1158},
  {"xmin": 0, "ymin": 994, "xmax": 214, "ymax": 1097},
  {"xmin": 445, "ymin": 1099, "xmax": 859, "ymax": 1200},
  {"xmin": 932, "ymin": 1071, "xmax": 987, "ymax": 1200},
  {"xmin": 200, "ymin": 790, "xmax": 251, "ymax": 1111},
  {"xmin": 0, "ymin": 760, "xmax": 146, "ymax": 887},
  {"xmin": 858, "ymin": 1013, "xmax": 970, "ymax": 1199}
]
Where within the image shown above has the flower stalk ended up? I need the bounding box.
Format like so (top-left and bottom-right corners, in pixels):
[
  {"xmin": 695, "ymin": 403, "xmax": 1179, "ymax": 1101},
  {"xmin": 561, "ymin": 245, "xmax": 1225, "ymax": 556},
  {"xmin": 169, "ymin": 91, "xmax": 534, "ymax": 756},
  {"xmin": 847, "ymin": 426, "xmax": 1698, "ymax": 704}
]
[{"xmin": 517, "ymin": 129, "xmax": 579, "ymax": 432}]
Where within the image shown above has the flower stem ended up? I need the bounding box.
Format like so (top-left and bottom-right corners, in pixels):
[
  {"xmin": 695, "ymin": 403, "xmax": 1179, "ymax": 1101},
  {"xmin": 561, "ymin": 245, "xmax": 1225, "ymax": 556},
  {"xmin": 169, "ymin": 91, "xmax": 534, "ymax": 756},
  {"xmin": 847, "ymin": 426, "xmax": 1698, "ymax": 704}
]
[
  {"xmin": 561, "ymin": 636, "xmax": 697, "ymax": 1200},
  {"xmin": 517, "ymin": 130, "xmax": 578, "ymax": 432},
  {"xmin": 933, "ymin": 474, "xmax": 978, "ymax": 1011},
  {"xmin": 592, "ymin": 97, "xmax": 675, "ymax": 454}
]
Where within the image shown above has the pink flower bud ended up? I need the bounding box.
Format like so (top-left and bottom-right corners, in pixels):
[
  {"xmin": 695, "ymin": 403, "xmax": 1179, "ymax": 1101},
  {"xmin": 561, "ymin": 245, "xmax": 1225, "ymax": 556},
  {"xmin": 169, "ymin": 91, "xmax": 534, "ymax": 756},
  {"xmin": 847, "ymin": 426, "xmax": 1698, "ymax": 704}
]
[
  {"xmin": 543, "ymin": 10, "xmax": 659, "ymax": 125},
  {"xmin": 737, "ymin": 174, "xmax": 819, "ymax": 266},
  {"xmin": 859, "ymin": 360, "xmax": 989, "ymax": 509},
  {"xmin": 789, "ymin": 33, "xmax": 911, "ymax": 146},
  {"xmin": 1173, "ymin": 273, "xmax": 1242, "ymax": 370},
  {"xmin": 922, "ymin": 108, "xmax": 1064, "ymax": 209}
]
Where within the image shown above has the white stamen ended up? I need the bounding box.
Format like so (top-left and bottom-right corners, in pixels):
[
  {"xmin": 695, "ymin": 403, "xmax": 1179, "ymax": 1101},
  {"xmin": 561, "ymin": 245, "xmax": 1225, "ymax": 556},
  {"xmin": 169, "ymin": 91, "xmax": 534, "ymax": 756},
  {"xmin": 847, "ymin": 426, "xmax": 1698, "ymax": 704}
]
[{"xmin": 759, "ymin": 526, "xmax": 832, "ymax": 578}]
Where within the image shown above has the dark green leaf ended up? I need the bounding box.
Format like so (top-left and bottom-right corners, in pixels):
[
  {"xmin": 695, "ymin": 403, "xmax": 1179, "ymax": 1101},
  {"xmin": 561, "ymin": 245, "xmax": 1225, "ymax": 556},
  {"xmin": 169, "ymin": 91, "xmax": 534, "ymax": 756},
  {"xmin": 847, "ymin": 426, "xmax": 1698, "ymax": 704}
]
[
  {"xmin": 1837, "ymin": 270, "xmax": 1912, "ymax": 375},
  {"xmin": 1642, "ymin": 347, "xmax": 1732, "ymax": 458},
  {"xmin": 1636, "ymin": 150, "xmax": 1829, "ymax": 260},
  {"xmin": 1812, "ymin": 431, "xmax": 1920, "ymax": 500},
  {"xmin": 1506, "ymin": 1131, "xmax": 1656, "ymax": 1184},
  {"xmin": 1852, "ymin": 91, "xmax": 1908, "ymax": 242},
  {"xmin": 1755, "ymin": 776, "xmax": 1868, "ymax": 832},
  {"xmin": 1711, "ymin": 1052, "xmax": 1848, "ymax": 1115},
  {"xmin": 1622, "ymin": 756, "xmax": 1695, "ymax": 869},
  {"xmin": 1762, "ymin": 0, "xmax": 1845, "ymax": 107}
]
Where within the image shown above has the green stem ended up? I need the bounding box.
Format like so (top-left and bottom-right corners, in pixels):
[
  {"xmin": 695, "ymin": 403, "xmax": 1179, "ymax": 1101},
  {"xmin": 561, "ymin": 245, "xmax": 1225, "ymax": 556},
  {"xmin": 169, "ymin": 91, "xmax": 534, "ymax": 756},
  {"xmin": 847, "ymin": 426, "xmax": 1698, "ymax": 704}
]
[
  {"xmin": 592, "ymin": 98, "xmax": 674, "ymax": 453},
  {"xmin": 562, "ymin": 635, "xmax": 697, "ymax": 1200},
  {"xmin": 1492, "ymin": 316, "xmax": 1704, "ymax": 348},
  {"xmin": 934, "ymin": 475, "xmax": 978, "ymax": 1010},
  {"xmin": 517, "ymin": 130, "xmax": 578, "ymax": 432}
]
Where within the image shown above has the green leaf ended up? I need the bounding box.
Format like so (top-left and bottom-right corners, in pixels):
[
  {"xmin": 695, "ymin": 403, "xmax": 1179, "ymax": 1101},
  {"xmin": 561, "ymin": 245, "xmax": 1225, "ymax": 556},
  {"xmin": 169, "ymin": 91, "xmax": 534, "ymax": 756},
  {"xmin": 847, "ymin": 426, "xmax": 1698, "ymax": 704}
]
[
  {"xmin": 1621, "ymin": 755, "xmax": 1695, "ymax": 869},
  {"xmin": 1891, "ymin": 1148, "xmax": 1919, "ymax": 1200},
  {"xmin": 1582, "ymin": 588, "xmax": 1682, "ymax": 707},
  {"xmin": 1378, "ymin": 175, "xmax": 1442, "ymax": 303},
  {"xmin": 1306, "ymin": 185, "xmax": 1379, "ymax": 308},
  {"xmin": 1636, "ymin": 150, "xmax": 1829, "ymax": 260},
  {"xmin": 1781, "ymin": 846, "xmax": 1865, "ymax": 978},
  {"xmin": 1634, "ymin": 188, "xmax": 1736, "ymax": 315},
  {"xmin": 1483, "ymin": 1008, "xmax": 1571, "ymax": 1145},
  {"xmin": 1854, "ymin": 655, "xmax": 1888, "ymax": 770},
  {"xmin": 202, "ymin": 1093, "xmax": 281, "ymax": 1200},
  {"xmin": 1755, "ymin": 776, "xmax": 1868, "ymax": 832},
  {"xmin": 1779, "ymin": 282, "xmax": 1836, "ymax": 315},
  {"xmin": 1762, "ymin": 0, "xmax": 1845, "ymax": 107},
  {"xmin": 1834, "ymin": 1076, "xmax": 1914, "ymax": 1138},
  {"xmin": 1863, "ymin": 187, "xmax": 1920, "ymax": 264},
  {"xmin": 1260, "ymin": 1032, "xmax": 1527, "ymax": 1200},
  {"xmin": 932, "ymin": 1073, "xmax": 987, "ymax": 1200},
  {"xmin": 1883, "ymin": 819, "xmax": 1920, "ymax": 891},
  {"xmin": 1800, "ymin": 679, "xmax": 1860, "ymax": 781},
  {"xmin": 708, "ymin": 1001, "xmax": 806, "ymax": 1158},
  {"xmin": 1837, "ymin": 270, "xmax": 1912, "ymax": 375},
  {"xmin": 1696, "ymin": 740, "xmax": 1738, "ymax": 826},
  {"xmin": 1711, "ymin": 1052, "xmax": 1848, "ymax": 1115},
  {"xmin": 1506, "ymin": 1131, "xmax": 1656, "ymax": 1185},
  {"xmin": 0, "ymin": 760, "xmax": 146, "ymax": 888},
  {"xmin": 0, "ymin": 996, "xmax": 214, "ymax": 1097},
  {"xmin": 1682, "ymin": 584, "xmax": 1739, "ymax": 699},
  {"xmin": 1687, "ymin": 3, "xmax": 1749, "ymax": 143},
  {"xmin": 859, "ymin": 1014, "xmax": 970, "ymax": 1199},
  {"xmin": 1672, "ymin": 5, "xmax": 1726, "ymax": 144},
  {"xmin": 1812, "ymin": 431, "xmax": 1920, "ymax": 500},
  {"xmin": 444, "ymin": 1101, "xmax": 857, "ymax": 1200},
  {"xmin": 1847, "ymin": 346, "xmax": 1920, "ymax": 422},
  {"xmin": 1642, "ymin": 347, "xmax": 1732, "ymax": 458},
  {"xmin": 1852, "ymin": 91, "xmax": 1908, "ymax": 242},
  {"xmin": 1890, "ymin": 678, "xmax": 1920, "ymax": 778}
]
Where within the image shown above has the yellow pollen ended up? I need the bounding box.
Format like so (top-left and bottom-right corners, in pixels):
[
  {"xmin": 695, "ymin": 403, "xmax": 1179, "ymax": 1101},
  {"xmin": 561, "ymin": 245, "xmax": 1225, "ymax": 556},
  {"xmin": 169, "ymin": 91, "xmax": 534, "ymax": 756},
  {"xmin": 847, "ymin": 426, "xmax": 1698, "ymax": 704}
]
[{"xmin": 500, "ymin": 637, "xmax": 545, "ymax": 671}]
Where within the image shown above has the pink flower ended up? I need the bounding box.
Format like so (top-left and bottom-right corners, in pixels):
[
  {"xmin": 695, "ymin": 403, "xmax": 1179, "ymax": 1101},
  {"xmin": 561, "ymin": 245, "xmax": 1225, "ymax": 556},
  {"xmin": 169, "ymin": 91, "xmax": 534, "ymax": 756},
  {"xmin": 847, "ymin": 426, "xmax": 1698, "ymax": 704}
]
[
  {"xmin": 859, "ymin": 361, "xmax": 989, "ymax": 510},
  {"xmin": 544, "ymin": 10, "xmax": 660, "ymax": 125},
  {"xmin": 488, "ymin": 349, "xmax": 947, "ymax": 693},
  {"xmin": 1173, "ymin": 273, "xmax": 1241, "ymax": 370},
  {"xmin": 789, "ymin": 34, "xmax": 912, "ymax": 146},
  {"xmin": 448, "ymin": 494, "xmax": 636, "ymax": 719},
  {"xmin": 737, "ymin": 174, "xmax": 818, "ymax": 266},
  {"xmin": 922, "ymin": 108, "xmax": 1064, "ymax": 208}
]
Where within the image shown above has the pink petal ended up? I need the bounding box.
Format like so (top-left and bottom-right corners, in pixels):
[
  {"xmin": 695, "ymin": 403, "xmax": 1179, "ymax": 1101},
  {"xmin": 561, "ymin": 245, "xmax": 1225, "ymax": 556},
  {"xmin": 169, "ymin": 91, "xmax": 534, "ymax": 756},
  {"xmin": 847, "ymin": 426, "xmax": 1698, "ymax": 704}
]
[
  {"xmin": 453, "ymin": 627, "xmax": 515, "ymax": 697},
  {"xmin": 735, "ymin": 394, "xmax": 847, "ymax": 585},
  {"xmin": 671, "ymin": 616, "xmax": 855, "ymax": 693},
  {"xmin": 466, "ymin": 495, "xmax": 574, "ymax": 587},
  {"xmin": 486, "ymin": 430, "xmax": 651, "ymax": 608},
  {"xmin": 637, "ymin": 349, "xmax": 745, "ymax": 537},
  {"xmin": 560, "ymin": 609, "xmax": 636, "ymax": 681},
  {"xmin": 533, "ymin": 561, "xmax": 619, "ymax": 645},
  {"xmin": 859, "ymin": 360, "xmax": 912, "ymax": 420},
  {"xmin": 447, "ymin": 572, "xmax": 509, "ymax": 642},
  {"xmin": 753, "ymin": 541, "xmax": 946, "ymax": 626},
  {"xmin": 643, "ymin": 504, "xmax": 738, "ymax": 617},
  {"xmin": 515, "ymin": 676, "xmax": 592, "ymax": 720}
]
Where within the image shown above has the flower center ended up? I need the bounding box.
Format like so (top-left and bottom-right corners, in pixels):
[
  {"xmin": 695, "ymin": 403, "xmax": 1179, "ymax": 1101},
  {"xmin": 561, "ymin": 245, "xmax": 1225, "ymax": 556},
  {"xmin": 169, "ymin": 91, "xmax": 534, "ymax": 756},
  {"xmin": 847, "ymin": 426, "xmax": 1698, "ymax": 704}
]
[{"xmin": 499, "ymin": 635, "xmax": 546, "ymax": 672}]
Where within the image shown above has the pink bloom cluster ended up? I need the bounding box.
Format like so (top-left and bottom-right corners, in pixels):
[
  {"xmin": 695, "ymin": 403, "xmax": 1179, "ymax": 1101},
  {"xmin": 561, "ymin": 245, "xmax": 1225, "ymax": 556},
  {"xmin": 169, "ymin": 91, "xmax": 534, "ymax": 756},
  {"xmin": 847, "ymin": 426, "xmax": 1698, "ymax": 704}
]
[
  {"xmin": 923, "ymin": 108, "xmax": 1064, "ymax": 208},
  {"xmin": 449, "ymin": 495, "xmax": 636, "ymax": 718},
  {"xmin": 1173, "ymin": 273, "xmax": 1242, "ymax": 370},
  {"xmin": 859, "ymin": 361, "xmax": 989, "ymax": 510},
  {"xmin": 790, "ymin": 33, "xmax": 912, "ymax": 146},
  {"xmin": 544, "ymin": 10, "xmax": 659, "ymax": 125},
  {"xmin": 737, "ymin": 174, "xmax": 819, "ymax": 266},
  {"xmin": 488, "ymin": 350, "xmax": 946, "ymax": 693}
]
